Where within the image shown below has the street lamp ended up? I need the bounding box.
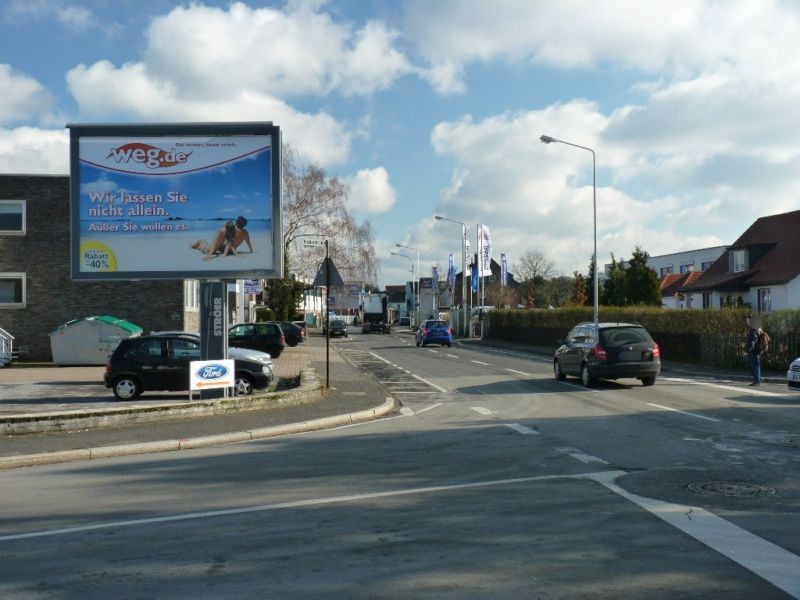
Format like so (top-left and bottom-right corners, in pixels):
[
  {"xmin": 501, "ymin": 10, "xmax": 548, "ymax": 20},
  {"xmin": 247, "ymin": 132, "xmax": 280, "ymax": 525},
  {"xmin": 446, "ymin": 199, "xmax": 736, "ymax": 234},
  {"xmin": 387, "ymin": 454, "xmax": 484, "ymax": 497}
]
[
  {"xmin": 395, "ymin": 243, "xmax": 420, "ymax": 326},
  {"xmin": 390, "ymin": 251, "xmax": 415, "ymax": 324},
  {"xmin": 434, "ymin": 215, "xmax": 468, "ymax": 336},
  {"xmin": 540, "ymin": 134, "xmax": 598, "ymax": 325}
]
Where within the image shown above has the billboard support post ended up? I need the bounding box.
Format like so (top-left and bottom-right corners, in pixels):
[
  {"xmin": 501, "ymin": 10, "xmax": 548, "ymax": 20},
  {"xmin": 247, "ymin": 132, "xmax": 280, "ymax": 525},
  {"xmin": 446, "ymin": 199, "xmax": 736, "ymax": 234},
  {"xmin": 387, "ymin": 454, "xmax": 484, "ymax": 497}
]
[{"xmin": 199, "ymin": 280, "xmax": 227, "ymax": 399}]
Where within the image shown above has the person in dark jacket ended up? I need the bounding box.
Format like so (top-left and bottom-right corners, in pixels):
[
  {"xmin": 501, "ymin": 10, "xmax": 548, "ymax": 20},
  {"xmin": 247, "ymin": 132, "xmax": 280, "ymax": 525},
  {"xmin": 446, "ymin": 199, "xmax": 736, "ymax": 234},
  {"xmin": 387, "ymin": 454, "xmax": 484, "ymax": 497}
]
[{"xmin": 745, "ymin": 315, "xmax": 762, "ymax": 386}]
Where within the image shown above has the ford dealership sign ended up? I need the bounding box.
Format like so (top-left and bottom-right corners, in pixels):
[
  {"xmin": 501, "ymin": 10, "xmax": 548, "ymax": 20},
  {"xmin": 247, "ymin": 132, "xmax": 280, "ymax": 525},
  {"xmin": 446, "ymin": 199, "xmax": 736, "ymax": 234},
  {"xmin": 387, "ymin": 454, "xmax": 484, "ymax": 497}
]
[{"xmin": 190, "ymin": 359, "xmax": 235, "ymax": 391}]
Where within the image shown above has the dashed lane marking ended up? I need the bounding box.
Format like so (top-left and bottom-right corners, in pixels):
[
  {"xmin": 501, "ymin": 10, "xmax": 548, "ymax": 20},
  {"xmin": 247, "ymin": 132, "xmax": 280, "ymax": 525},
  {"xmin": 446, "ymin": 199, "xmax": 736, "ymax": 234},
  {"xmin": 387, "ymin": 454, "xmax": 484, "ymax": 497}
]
[
  {"xmin": 471, "ymin": 406, "xmax": 494, "ymax": 416},
  {"xmin": 506, "ymin": 368, "xmax": 533, "ymax": 376},
  {"xmin": 557, "ymin": 447, "xmax": 609, "ymax": 465},
  {"xmin": 503, "ymin": 423, "xmax": 539, "ymax": 435},
  {"xmin": 471, "ymin": 360, "xmax": 489, "ymax": 366},
  {"xmin": 646, "ymin": 402, "xmax": 721, "ymax": 423}
]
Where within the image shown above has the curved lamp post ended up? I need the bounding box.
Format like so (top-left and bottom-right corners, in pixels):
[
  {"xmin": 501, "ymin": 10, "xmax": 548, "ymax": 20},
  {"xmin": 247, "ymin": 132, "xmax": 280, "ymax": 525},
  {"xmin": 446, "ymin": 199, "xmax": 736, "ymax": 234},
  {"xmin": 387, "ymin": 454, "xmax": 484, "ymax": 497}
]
[
  {"xmin": 540, "ymin": 134, "xmax": 598, "ymax": 325},
  {"xmin": 390, "ymin": 251, "xmax": 415, "ymax": 325},
  {"xmin": 395, "ymin": 243, "xmax": 420, "ymax": 326},
  {"xmin": 434, "ymin": 215, "xmax": 468, "ymax": 336}
]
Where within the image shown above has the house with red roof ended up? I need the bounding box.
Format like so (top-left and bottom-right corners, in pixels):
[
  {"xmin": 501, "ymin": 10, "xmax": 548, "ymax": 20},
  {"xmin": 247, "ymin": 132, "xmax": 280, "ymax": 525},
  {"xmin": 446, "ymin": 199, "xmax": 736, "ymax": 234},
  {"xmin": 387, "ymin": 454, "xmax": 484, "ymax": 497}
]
[
  {"xmin": 660, "ymin": 271, "xmax": 703, "ymax": 308},
  {"xmin": 681, "ymin": 210, "xmax": 800, "ymax": 312}
]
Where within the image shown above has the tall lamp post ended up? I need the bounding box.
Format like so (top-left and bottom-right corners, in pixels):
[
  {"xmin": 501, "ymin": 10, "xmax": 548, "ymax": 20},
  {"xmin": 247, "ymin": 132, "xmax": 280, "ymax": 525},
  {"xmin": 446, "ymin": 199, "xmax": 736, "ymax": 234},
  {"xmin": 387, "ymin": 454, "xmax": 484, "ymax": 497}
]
[
  {"xmin": 540, "ymin": 134, "xmax": 598, "ymax": 325},
  {"xmin": 390, "ymin": 251, "xmax": 415, "ymax": 323},
  {"xmin": 395, "ymin": 243, "xmax": 420, "ymax": 326},
  {"xmin": 434, "ymin": 215, "xmax": 468, "ymax": 336}
]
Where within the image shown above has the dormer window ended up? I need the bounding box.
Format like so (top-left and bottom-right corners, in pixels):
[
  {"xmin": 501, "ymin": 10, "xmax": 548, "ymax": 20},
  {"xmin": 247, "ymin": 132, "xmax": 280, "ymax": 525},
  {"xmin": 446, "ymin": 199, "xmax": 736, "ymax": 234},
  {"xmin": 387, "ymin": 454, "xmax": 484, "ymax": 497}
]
[{"xmin": 731, "ymin": 249, "xmax": 747, "ymax": 273}]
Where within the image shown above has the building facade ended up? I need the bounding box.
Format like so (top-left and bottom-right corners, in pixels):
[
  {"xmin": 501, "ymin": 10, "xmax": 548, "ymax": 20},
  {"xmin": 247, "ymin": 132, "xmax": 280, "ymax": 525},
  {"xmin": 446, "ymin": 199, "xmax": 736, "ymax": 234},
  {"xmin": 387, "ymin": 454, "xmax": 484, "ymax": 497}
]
[{"xmin": 1, "ymin": 175, "xmax": 195, "ymax": 362}]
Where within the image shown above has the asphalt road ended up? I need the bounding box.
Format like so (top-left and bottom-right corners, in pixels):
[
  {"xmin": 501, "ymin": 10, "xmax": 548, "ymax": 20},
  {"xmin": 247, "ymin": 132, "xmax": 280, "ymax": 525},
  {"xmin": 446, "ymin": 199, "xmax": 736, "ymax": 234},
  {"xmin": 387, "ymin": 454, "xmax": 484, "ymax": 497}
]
[{"xmin": 1, "ymin": 331, "xmax": 799, "ymax": 598}]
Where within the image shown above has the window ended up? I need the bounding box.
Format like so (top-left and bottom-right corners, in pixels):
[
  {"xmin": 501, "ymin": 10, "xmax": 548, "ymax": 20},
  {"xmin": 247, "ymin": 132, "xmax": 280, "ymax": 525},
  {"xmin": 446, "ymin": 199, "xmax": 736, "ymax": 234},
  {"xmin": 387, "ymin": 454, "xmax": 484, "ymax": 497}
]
[
  {"xmin": 758, "ymin": 288, "xmax": 772, "ymax": 313},
  {"xmin": 679, "ymin": 262, "xmax": 694, "ymax": 274},
  {"xmin": 660, "ymin": 266, "xmax": 673, "ymax": 277},
  {"xmin": 701, "ymin": 261, "xmax": 714, "ymax": 271},
  {"xmin": 0, "ymin": 273, "xmax": 25, "ymax": 307},
  {"xmin": 702, "ymin": 292, "xmax": 712, "ymax": 309},
  {"xmin": 0, "ymin": 200, "xmax": 25, "ymax": 235},
  {"xmin": 168, "ymin": 338, "xmax": 200, "ymax": 360},
  {"xmin": 732, "ymin": 249, "xmax": 747, "ymax": 273},
  {"xmin": 184, "ymin": 280, "xmax": 199, "ymax": 311}
]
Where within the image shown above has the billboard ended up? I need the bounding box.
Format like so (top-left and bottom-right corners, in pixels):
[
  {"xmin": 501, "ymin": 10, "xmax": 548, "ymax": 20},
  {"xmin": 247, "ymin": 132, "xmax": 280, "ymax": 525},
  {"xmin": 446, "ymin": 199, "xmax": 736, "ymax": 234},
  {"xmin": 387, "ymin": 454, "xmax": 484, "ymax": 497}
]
[{"xmin": 68, "ymin": 122, "xmax": 282, "ymax": 280}]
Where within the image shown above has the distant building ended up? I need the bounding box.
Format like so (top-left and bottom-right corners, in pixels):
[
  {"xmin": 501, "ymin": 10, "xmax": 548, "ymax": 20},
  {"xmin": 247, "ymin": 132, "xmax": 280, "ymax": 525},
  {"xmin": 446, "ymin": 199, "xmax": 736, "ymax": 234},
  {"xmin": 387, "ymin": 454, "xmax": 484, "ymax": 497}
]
[{"xmin": 682, "ymin": 210, "xmax": 800, "ymax": 311}]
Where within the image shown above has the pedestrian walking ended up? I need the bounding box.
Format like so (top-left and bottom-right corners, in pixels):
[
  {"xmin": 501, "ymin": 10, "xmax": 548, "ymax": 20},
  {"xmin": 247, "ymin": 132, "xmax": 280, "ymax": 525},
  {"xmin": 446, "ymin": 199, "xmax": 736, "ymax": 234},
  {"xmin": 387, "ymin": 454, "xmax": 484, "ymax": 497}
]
[{"xmin": 745, "ymin": 315, "xmax": 762, "ymax": 386}]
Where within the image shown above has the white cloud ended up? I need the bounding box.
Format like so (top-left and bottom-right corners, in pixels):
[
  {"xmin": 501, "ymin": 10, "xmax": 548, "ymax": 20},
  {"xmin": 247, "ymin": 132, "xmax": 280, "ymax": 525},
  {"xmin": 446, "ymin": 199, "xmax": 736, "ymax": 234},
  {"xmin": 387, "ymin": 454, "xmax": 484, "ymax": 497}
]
[
  {"xmin": 344, "ymin": 167, "xmax": 397, "ymax": 214},
  {"xmin": 0, "ymin": 127, "xmax": 68, "ymax": 174},
  {"xmin": 3, "ymin": 1, "xmax": 100, "ymax": 32},
  {"xmin": 0, "ymin": 65, "xmax": 52, "ymax": 125},
  {"xmin": 143, "ymin": 2, "xmax": 410, "ymax": 99},
  {"xmin": 66, "ymin": 61, "xmax": 350, "ymax": 167}
]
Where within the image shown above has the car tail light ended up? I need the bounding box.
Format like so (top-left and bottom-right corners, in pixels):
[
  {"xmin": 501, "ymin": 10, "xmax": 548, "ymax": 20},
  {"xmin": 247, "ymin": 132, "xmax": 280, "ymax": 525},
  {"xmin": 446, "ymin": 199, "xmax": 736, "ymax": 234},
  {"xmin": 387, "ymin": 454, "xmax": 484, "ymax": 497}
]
[
  {"xmin": 450, "ymin": 328, "xmax": 454, "ymax": 335},
  {"xmin": 421, "ymin": 328, "xmax": 429, "ymax": 335},
  {"xmin": 280, "ymin": 335, "xmax": 286, "ymax": 345},
  {"xmin": 653, "ymin": 343, "xmax": 661, "ymax": 358},
  {"xmin": 591, "ymin": 345, "xmax": 608, "ymax": 361}
]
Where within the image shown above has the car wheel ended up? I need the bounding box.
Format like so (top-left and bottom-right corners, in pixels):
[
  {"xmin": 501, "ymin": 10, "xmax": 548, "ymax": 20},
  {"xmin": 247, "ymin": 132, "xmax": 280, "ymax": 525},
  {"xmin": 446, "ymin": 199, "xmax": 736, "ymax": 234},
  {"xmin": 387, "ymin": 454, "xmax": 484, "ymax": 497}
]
[
  {"xmin": 446, "ymin": 342, "xmax": 452, "ymax": 347},
  {"xmin": 580, "ymin": 364, "xmax": 595, "ymax": 388},
  {"xmin": 286, "ymin": 338, "xmax": 298, "ymax": 347},
  {"xmin": 113, "ymin": 376, "xmax": 142, "ymax": 400},
  {"xmin": 269, "ymin": 345, "xmax": 282, "ymax": 358},
  {"xmin": 234, "ymin": 373, "xmax": 254, "ymax": 395},
  {"xmin": 416, "ymin": 340, "xmax": 421, "ymax": 347},
  {"xmin": 554, "ymin": 360, "xmax": 566, "ymax": 381},
  {"xmin": 641, "ymin": 375, "xmax": 656, "ymax": 387}
]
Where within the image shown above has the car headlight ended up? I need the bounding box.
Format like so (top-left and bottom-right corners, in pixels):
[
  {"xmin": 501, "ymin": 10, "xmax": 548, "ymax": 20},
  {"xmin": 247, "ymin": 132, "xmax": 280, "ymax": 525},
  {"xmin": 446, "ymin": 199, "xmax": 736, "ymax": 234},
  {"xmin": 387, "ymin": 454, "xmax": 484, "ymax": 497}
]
[{"xmin": 262, "ymin": 365, "xmax": 272, "ymax": 375}]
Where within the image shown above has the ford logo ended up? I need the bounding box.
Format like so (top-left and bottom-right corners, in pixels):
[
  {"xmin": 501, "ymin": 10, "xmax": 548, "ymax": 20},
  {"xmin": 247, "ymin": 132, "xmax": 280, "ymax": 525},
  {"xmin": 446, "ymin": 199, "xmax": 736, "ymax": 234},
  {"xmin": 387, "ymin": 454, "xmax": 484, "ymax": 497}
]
[{"xmin": 197, "ymin": 364, "xmax": 228, "ymax": 380}]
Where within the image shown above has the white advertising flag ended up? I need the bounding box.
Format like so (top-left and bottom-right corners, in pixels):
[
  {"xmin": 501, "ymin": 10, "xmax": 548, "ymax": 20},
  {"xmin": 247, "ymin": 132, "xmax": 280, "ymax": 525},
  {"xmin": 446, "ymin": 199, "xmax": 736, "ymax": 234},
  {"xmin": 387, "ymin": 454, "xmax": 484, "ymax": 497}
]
[{"xmin": 480, "ymin": 224, "xmax": 492, "ymax": 276}]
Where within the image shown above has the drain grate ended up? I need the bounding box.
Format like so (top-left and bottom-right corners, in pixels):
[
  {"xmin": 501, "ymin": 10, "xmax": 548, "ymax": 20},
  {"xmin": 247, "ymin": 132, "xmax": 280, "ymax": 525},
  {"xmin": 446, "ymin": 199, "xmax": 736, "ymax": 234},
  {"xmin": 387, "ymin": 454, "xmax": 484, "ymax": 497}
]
[{"xmin": 687, "ymin": 480, "xmax": 776, "ymax": 497}]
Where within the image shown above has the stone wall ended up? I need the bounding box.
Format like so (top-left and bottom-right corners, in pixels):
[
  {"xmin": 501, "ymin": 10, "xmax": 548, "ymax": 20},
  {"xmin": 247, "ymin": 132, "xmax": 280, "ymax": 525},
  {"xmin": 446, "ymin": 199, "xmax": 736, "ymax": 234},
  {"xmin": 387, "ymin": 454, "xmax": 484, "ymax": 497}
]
[{"xmin": 0, "ymin": 175, "xmax": 187, "ymax": 362}]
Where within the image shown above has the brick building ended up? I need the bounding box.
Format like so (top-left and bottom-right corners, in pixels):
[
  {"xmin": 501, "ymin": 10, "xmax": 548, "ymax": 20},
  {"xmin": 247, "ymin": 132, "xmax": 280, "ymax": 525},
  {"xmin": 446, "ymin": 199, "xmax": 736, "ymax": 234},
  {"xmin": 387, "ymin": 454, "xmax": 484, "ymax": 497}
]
[{"xmin": 0, "ymin": 175, "xmax": 196, "ymax": 362}]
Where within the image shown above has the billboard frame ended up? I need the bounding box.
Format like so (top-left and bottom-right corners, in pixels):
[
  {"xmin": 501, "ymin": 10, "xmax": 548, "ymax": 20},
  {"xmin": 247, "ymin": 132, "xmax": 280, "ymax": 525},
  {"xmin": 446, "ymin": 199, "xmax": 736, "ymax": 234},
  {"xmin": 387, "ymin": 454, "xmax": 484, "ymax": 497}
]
[{"xmin": 67, "ymin": 121, "xmax": 282, "ymax": 281}]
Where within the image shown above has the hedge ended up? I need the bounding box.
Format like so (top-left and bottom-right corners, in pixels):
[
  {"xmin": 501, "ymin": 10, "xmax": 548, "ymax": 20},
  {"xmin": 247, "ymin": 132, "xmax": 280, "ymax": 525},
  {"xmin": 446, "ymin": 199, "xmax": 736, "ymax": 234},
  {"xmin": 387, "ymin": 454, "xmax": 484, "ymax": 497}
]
[{"xmin": 488, "ymin": 307, "xmax": 800, "ymax": 371}]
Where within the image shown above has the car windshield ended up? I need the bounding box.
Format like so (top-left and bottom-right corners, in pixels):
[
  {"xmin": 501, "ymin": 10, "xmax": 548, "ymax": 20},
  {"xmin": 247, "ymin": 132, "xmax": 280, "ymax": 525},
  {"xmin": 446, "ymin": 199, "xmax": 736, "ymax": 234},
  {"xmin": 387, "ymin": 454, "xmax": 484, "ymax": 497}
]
[
  {"xmin": 332, "ymin": 320, "xmax": 345, "ymax": 326},
  {"xmin": 426, "ymin": 321, "xmax": 448, "ymax": 329}
]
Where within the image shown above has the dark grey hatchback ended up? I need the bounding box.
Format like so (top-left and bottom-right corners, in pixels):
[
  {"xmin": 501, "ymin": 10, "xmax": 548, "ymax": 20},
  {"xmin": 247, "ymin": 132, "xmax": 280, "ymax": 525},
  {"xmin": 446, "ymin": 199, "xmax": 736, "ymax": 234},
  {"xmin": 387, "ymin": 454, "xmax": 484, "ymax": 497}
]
[{"xmin": 553, "ymin": 322, "xmax": 661, "ymax": 387}]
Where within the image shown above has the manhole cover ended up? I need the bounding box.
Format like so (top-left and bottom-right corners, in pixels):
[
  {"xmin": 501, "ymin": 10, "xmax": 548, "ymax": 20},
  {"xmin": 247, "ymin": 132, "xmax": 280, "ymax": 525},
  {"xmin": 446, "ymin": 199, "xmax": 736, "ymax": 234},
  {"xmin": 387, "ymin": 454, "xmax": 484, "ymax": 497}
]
[{"xmin": 687, "ymin": 481, "xmax": 776, "ymax": 497}]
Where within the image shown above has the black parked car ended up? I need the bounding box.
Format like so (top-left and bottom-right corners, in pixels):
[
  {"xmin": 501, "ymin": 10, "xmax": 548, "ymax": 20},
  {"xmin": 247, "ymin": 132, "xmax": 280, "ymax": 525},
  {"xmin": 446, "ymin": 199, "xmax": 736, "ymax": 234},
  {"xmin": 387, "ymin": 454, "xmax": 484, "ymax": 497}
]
[
  {"xmin": 229, "ymin": 322, "xmax": 286, "ymax": 357},
  {"xmin": 274, "ymin": 321, "xmax": 305, "ymax": 347},
  {"xmin": 553, "ymin": 322, "xmax": 661, "ymax": 387},
  {"xmin": 104, "ymin": 333, "xmax": 273, "ymax": 400}
]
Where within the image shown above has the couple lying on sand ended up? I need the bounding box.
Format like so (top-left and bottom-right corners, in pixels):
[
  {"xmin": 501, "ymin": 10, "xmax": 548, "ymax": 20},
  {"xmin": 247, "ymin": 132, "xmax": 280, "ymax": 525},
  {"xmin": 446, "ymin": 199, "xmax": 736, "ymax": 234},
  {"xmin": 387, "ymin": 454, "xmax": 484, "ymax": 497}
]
[{"xmin": 191, "ymin": 216, "xmax": 253, "ymax": 261}]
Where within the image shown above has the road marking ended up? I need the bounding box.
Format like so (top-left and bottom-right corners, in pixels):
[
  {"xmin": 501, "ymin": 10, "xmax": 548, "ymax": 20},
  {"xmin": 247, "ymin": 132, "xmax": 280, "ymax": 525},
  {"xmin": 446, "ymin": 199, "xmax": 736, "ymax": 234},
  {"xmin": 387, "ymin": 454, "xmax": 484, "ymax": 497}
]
[
  {"xmin": 471, "ymin": 360, "xmax": 489, "ymax": 366},
  {"xmin": 557, "ymin": 447, "xmax": 609, "ymax": 465},
  {"xmin": 646, "ymin": 402, "xmax": 721, "ymax": 423},
  {"xmin": 0, "ymin": 471, "xmax": 625, "ymax": 542},
  {"xmin": 446, "ymin": 354, "xmax": 459, "ymax": 358},
  {"xmin": 503, "ymin": 423, "xmax": 539, "ymax": 435},
  {"xmin": 427, "ymin": 349, "xmax": 438, "ymax": 353},
  {"xmin": 506, "ymin": 368, "xmax": 533, "ymax": 376},
  {"xmin": 415, "ymin": 403, "xmax": 442, "ymax": 414},
  {"xmin": 662, "ymin": 376, "xmax": 791, "ymax": 398},
  {"xmin": 368, "ymin": 352, "xmax": 392, "ymax": 364},
  {"xmin": 411, "ymin": 374, "xmax": 448, "ymax": 393},
  {"xmin": 558, "ymin": 381, "xmax": 598, "ymax": 392},
  {"xmin": 471, "ymin": 406, "xmax": 494, "ymax": 415},
  {"xmin": 342, "ymin": 392, "xmax": 366, "ymax": 396},
  {"xmin": 392, "ymin": 391, "xmax": 441, "ymax": 395},
  {"xmin": 590, "ymin": 471, "xmax": 800, "ymax": 599}
]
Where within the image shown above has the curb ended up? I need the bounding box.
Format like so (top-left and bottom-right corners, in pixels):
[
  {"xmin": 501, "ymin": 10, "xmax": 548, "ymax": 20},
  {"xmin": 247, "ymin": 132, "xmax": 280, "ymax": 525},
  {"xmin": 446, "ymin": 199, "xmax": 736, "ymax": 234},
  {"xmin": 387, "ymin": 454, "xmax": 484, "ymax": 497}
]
[
  {"xmin": 0, "ymin": 367, "xmax": 323, "ymax": 436},
  {"xmin": 0, "ymin": 397, "xmax": 398, "ymax": 471}
]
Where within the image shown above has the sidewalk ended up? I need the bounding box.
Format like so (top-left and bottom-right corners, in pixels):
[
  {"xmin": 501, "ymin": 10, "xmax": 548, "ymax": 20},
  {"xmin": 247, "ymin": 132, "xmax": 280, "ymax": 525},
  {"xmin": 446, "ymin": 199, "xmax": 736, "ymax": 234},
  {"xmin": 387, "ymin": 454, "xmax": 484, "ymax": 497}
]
[{"xmin": 0, "ymin": 334, "xmax": 395, "ymax": 467}]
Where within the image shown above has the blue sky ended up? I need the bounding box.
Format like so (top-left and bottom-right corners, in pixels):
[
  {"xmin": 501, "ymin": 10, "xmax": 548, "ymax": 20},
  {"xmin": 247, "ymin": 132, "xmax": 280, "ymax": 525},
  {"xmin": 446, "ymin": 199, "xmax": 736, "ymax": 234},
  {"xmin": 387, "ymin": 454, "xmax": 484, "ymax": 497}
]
[{"xmin": 2, "ymin": 0, "xmax": 800, "ymax": 288}]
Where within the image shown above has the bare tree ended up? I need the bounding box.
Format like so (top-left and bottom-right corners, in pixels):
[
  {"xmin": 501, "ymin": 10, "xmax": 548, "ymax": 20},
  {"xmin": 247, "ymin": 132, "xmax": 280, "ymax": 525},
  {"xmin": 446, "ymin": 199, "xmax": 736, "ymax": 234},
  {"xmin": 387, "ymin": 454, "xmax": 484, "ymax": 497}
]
[
  {"xmin": 512, "ymin": 250, "xmax": 556, "ymax": 283},
  {"xmin": 282, "ymin": 145, "xmax": 378, "ymax": 286}
]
